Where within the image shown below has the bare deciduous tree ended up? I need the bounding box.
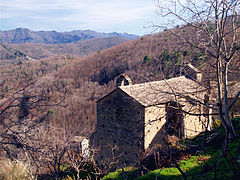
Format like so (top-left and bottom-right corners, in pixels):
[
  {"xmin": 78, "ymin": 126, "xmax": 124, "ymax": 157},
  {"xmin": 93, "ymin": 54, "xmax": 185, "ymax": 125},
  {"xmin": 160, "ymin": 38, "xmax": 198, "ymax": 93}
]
[
  {"xmin": 154, "ymin": 0, "xmax": 240, "ymax": 140},
  {"xmin": 0, "ymin": 84, "xmax": 67, "ymax": 179}
]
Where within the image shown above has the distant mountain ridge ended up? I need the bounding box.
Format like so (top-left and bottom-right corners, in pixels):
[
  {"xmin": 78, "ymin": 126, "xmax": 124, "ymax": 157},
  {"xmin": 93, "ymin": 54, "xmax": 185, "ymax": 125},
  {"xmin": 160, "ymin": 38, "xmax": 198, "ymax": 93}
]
[{"xmin": 0, "ymin": 28, "xmax": 139, "ymax": 44}]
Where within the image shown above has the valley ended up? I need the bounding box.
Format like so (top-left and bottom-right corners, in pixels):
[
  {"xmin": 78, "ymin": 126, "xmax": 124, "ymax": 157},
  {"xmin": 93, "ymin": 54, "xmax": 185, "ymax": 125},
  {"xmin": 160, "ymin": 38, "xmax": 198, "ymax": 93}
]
[{"xmin": 0, "ymin": 23, "xmax": 240, "ymax": 179}]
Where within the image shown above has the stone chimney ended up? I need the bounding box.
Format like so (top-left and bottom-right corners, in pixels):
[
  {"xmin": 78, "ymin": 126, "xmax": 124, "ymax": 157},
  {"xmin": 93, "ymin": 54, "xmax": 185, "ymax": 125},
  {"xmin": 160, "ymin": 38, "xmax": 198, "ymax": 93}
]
[
  {"xmin": 196, "ymin": 73, "xmax": 202, "ymax": 82},
  {"xmin": 184, "ymin": 63, "xmax": 202, "ymax": 82},
  {"xmin": 116, "ymin": 74, "xmax": 132, "ymax": 87}
]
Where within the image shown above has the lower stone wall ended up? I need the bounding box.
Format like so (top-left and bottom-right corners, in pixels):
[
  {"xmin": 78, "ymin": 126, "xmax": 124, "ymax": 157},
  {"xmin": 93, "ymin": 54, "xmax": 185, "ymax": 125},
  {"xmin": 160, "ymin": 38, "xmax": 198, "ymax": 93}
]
[
  {"xmin": 144, "ymin": 105, "xmax": 166, "ymax": 149},
  {"xmin": 183, "ymin": 103, "xmax": 208, "ymax": 137}
]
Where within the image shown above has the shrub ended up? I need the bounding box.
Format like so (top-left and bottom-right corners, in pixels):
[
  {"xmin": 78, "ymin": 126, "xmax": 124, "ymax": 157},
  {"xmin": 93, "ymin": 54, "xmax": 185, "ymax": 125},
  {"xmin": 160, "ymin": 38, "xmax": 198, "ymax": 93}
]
[
  {"xmin": 183, "ymin": 50, "xmax": 188, "ymax": 56},
  {"xmin": 143, "ymin": 55, "xmax": 151, "ymax": 63},
  {"xmin": 56, "ymin": 64, "xmax": 59, "ymax": 71},
  {"xmin": 5, "ymin": 85, "xmax": 8, "ymax": 92},
  {"xmin": 212, "ymin": 119, "xmax": 222, "ymax": 129},
  {"xmin": 47, "ymin": 109, "xmax": 55, "ymax": 115},
  {"xmin": 0, "ymin": 159, "xmax": 33, "ymax": 180}
]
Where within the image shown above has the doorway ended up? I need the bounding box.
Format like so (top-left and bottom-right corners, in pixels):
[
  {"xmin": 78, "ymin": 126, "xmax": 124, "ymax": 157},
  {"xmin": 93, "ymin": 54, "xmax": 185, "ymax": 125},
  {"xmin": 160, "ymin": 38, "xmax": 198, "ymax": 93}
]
[{"xmin": 165, "ymin": 101, "xmax": 184, "ymax": 138}]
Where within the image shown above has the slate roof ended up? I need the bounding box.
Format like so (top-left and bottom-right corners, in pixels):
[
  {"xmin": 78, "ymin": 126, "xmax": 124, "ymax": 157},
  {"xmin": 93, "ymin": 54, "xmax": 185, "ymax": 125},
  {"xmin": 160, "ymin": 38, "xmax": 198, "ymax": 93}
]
[
  {"xmin": 210, "ymin": 81, "xmax": 240, "ymax": 99},
  {"xmin": 228, "ymin": 82, "xmax": 240, "ymax": 98},
  {"xmin": 119, "ymin": 76, "xmax": 205, "ymax": 107}
]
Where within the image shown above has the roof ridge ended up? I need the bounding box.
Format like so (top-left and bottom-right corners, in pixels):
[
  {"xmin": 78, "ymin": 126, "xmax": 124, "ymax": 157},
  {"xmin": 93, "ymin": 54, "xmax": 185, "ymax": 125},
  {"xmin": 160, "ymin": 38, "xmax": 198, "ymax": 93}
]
[
  {"xmin": 117, "ymin": 76, "xmax": 204, "ymax": 107},
  {"xmin": 119, "ymin": 76, "xmax": 189, "ymax": 89}
]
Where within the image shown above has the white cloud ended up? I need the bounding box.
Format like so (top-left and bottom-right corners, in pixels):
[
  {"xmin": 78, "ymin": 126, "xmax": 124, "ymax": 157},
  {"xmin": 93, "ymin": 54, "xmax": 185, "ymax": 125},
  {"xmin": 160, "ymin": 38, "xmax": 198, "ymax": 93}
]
[{"xmin": 0, "ymin": 0, "xmax": 158, "ymax": 35}]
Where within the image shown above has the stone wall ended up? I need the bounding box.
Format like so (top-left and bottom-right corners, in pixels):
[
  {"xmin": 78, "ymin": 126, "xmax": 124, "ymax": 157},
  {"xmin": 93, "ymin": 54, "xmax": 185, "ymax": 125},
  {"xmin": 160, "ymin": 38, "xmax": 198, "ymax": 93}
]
[
  {"xmin": 91, "ymin": 89, "xmax": 145, "ymax": 169},
  {"xmin": 145, "ymin": 99, "xmax": 209, "ymax": 147},
  {"xmin": 91, "ymin": 86, "xmax": 210, "ymax": 169},
  {"xmin": 182, "ymin": 95, "xmax": 209, "ymax": 137},
  {"xmin": 144, "ymin": 105, "xmax": 166, "ymax": 149},
  {"xmin": 184, "ymin": 113, "xmax": 204, "ymax": 137}
]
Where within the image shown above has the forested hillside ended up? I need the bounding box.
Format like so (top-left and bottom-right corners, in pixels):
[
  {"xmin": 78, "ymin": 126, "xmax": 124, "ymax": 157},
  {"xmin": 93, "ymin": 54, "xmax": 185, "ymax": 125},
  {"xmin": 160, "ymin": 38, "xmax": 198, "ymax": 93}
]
[
  {"xmin": 1, "ymin": 23, "xmax": 240, "ymax": 179},
  {"xmin": 0, "ymin": 37, "xmax": 128, "ymax": 60},
  {"xmin": 2, "ymin": 0, "xmax": 240, "ymax": 178},
  {"xmin": 2, "ymin": 24, "xmax": 240, "ymax": 135},
  {"xmin": 25, "ymin": 25, "xmax": 221, "ymax": 134}
]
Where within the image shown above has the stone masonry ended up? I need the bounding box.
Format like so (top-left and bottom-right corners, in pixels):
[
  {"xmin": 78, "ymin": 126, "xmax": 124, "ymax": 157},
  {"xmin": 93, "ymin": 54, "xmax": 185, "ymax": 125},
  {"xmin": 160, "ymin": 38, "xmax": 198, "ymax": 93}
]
[{"xmin": 90, "ymin": 64, "xmax": 211, "ymax": 169}]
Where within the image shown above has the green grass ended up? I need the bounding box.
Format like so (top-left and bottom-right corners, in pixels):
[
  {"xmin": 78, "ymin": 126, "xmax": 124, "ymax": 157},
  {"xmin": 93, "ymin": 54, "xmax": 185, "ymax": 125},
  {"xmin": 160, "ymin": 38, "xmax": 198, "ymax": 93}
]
[
  {"xmin": 136, "ymin": 156, "xmax": 206, "ymax": 180},
  {"xmin": 102, "ymin": 167, "xmax": 138, "ymax": 180},
  {"xmin": 102, "ymin": 118, "xmax": 240, "ymax": 180},
  {"xmin": 202, "ymin": 137, "xmax": 240, "ymax": 179},
  {"xmin": 101, "ymin": 156, "xmax": 208, "ymax": 180}
]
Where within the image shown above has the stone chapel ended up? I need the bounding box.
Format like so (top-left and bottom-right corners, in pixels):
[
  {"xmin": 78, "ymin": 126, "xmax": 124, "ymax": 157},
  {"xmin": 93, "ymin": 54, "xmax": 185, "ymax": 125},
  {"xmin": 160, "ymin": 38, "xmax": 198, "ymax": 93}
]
[{"xmin": 90, "ymin": 64, "xmax": 212, "ymax": 168}]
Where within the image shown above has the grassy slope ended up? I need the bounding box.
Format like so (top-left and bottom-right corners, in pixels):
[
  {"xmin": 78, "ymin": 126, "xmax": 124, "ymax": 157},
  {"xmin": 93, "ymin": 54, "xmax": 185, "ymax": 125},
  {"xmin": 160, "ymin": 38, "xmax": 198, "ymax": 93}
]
[{"xmin": 103, "ymin": 118, "xmax": 240, "ymax": 180}]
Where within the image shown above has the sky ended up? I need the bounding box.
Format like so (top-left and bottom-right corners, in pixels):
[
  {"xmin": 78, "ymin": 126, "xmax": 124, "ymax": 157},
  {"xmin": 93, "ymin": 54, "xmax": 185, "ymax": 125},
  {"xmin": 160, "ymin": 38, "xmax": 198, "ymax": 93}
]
[{"xmin": 0, "ymin": 0, "xmax": 162, "ymax": 35}]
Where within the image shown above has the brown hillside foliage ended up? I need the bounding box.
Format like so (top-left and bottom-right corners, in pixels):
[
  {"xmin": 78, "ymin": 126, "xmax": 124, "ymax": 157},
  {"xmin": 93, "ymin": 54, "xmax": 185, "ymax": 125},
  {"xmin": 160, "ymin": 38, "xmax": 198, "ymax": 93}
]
[
  {"xmin": 26, "ymin": 27, "xmax": 217, "ymax": 135},
  {"xmin": 2, "ymin": 25, "xmax": 240, "ymax": 137},
  {"xmin": 0, "ymin": 57, "xmax": 75, "ymax": 98},
  {"xmin": 0, "ymin": 37, "xmax": 128, "ymax": 60}
]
